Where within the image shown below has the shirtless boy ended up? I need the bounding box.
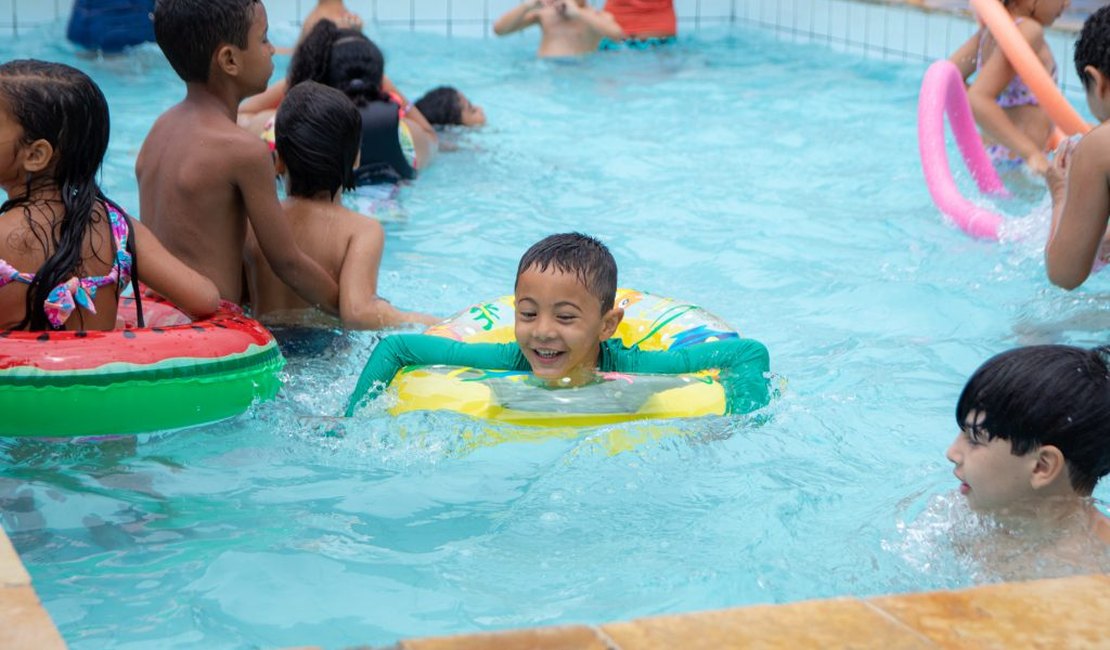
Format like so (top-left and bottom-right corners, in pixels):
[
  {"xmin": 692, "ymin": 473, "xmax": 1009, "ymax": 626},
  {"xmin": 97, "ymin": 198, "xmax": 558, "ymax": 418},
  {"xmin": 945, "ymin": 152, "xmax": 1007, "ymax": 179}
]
[
  {"xmin": 137, "ymin": 0, "xmax": 338, "ymax": 309},
  {"xmin": 493, "ymin": 0, "xmax": 624, "ymax": 58}
]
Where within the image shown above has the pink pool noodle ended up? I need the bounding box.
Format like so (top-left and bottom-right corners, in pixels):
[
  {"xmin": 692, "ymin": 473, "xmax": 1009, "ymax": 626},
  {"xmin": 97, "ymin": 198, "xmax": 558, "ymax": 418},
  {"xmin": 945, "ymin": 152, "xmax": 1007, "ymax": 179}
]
[{"xmin": 918, "ymin": 60, "xmax": 1009, "ymax": 240}]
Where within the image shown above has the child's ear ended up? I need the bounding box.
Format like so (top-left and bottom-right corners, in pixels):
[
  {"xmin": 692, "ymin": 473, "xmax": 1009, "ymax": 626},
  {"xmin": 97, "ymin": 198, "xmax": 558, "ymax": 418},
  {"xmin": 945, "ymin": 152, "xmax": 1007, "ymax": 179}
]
[
  {"xmin": 1084, "ymin": 65, "xmax": 1109, "ymax": 99},
  {"xmin": 599, "ymin": 306, "xmax": 624, "ymax": 341},
  {"xmin": 273, "ymin": 151, "xmax": 287, "ymax": 175},
  {"xmin": 215, "ymin": 44, "xmax": 239, "ymax": 77},
  {"xmin": 21, "ymin": 139, "xmax": 54, "ymax": 174},
  {"xmin": 1030, "ymin": 444, "xmax": 1067, "ymax": 490}
]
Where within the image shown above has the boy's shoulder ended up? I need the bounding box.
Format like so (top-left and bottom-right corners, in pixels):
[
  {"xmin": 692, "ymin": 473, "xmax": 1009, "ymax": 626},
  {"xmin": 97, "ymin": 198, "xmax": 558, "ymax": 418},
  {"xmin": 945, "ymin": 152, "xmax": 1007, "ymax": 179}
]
[{"xmin": 1076, "ymin": 123, "xmax": 1110, "ymax": 169}]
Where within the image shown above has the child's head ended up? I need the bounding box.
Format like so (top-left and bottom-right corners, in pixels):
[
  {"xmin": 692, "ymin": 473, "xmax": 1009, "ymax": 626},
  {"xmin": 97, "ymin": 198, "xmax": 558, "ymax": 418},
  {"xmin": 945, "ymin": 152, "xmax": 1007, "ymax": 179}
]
[
  {"xmin": 0, "ymin": 60, "xmax": 112, "ymax": 329},
  {"xmin": 414, "ymin": 86, "xmax": 486, "ymax": 128},
  {"xmin": 153, "ymin": 0, "xmax": 273, "ymax": 93},
  {"xmin": 275, "ymin": 81, "xmax": 360, "ymax": 200},
  {"xmin": 1000, "ymin": 0, "xmax": 1069, "ymax": 27},
  {"xmin": 513, "ymin": 233, "xmax": 623, "ymax": 384},
  {"xmin": 288, "ymin": 20, "xmax": 386, "ymax": 107},
  {"xmin": 948, "ymin": 345, "xmax": 1110, "ymax": 512},
  {"xmin": 1075, "ymin": 5, "xmax": 1110, "ymax": 122},
  {"xmin": 0, "ymin": 59, "xmax": 109, "ymax": 197}
]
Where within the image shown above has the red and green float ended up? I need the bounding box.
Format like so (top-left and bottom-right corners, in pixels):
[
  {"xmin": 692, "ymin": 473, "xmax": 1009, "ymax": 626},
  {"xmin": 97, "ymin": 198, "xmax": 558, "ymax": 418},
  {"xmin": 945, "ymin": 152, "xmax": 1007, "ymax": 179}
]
[{"xmin": 0, "ymin": 297, "xmax": 285, "ymax": 437}]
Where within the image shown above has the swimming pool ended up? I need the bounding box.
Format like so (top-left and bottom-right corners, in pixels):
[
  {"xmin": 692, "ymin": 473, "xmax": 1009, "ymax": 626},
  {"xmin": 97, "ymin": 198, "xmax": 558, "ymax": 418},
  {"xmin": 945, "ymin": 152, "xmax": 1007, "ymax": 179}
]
[{"xmin": 1, "ymin": 14, "xmax": 1109, "ymax": 650}]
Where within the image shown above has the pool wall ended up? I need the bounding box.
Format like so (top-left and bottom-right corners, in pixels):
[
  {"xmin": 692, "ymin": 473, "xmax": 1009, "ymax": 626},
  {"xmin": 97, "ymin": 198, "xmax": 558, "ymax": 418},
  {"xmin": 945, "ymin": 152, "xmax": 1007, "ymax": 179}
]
[{"xmin": 0, "ymin": 0, "xmax": 1087, "ymax": 96}]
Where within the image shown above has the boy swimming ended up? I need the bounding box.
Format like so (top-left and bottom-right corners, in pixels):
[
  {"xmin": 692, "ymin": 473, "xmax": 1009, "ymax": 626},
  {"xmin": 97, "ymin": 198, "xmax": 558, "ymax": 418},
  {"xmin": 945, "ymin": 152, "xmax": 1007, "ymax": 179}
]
[
  {"xmin": 246, "ymin": 81, "xmax": 437, "ymax": 329},
  {"xmin": 346, "ymin": 233, "xmax": 770, "ymax": 416},
  {"xmin": 136, "ymin": 0, "xmax": 338, "ymax": 310},
  {"xmin": 947, "ymin": 345, "xmax": 1110, "ymax": 547},
  {"xmin": 493, "ymin": 0, "xmax": 624, "ymax": 58}
]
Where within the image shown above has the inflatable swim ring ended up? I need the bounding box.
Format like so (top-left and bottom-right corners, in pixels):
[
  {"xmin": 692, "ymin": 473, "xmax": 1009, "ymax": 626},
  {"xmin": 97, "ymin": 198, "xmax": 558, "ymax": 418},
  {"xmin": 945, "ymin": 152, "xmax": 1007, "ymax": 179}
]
[
  {"xmin": 0, "ymin": 296, "xmax": 285, "ymax": 437},
  {"xmin": 387, "ymin": 289, "xmax": 739, "ymax": 427},
  {"xmin": 918, "ymin": 59, "xmax": 1011, "ymax": 240}
]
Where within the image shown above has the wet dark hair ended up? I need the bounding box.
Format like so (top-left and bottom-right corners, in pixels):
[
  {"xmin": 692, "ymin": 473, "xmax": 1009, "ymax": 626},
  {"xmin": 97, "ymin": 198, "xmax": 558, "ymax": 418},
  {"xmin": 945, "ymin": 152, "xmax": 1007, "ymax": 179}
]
[
  {"xmin": 956, "ymin": 345, "xmax": 1110, "ymax": 495},
  {"xmin": 287, "ymin": 20, "xmax": 388, "ymax": 107},
  {"xmin": 1075, "ymin": 6, "xmax": 1110, "ymax": 89},
  {"xmin": 276, "ymin": 81, "xmax": 360, "ymax": 199},
  {"xmin": 153, "ymin": 0, "xmax": 259, "ymax": 83},
  {"xmin": 414, "ymin": 86, "xmax": 462, "ymax": 126},
  {"xmin": 515, "ymin": 233, "xmax": 617, "ymax": 313},
  {"xmin": 0, "ymin": 60, "xmax": 120, "ymax": 330}
]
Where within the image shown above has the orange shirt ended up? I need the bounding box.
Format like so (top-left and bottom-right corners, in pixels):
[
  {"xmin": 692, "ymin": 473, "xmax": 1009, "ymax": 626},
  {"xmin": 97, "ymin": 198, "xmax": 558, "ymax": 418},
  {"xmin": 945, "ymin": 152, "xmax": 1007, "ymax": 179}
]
[{"xmin": 603, "ymin": 0, "xmax": 676, "ymax": 38}]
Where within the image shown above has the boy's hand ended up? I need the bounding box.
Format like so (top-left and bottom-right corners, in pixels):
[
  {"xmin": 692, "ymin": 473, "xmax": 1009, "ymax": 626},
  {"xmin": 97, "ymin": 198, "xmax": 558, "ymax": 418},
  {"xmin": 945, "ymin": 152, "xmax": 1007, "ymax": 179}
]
[
  {"xmin": 1025, "ymin": 150, "xmax": 1050, "ymax": 177},
  {"xmin": 338, "ymin": 11, "xmax": 363, "ymax": 29},
  {"xmin": 1046, "ymin": 137, "xmax": 1076, "ymax": 199}
]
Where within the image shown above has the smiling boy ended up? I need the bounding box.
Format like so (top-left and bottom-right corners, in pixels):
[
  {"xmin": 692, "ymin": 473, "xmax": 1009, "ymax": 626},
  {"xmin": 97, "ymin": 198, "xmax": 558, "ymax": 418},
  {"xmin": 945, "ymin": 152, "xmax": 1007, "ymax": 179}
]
[
  {"xmin": 346, "ymin": 233, "xmax": 770, "ymax": 417},
  {"xmin": 947, "ymin": 345, "xmax": 1110, "ymax": 545}
]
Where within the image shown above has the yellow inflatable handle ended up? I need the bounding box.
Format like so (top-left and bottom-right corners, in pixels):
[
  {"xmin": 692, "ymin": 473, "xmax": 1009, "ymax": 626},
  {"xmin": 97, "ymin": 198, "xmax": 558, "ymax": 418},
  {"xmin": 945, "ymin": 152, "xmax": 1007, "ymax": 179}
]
[{"xmin": 969, "ymin": 0, "xmax": 1090, "ymax": 137}]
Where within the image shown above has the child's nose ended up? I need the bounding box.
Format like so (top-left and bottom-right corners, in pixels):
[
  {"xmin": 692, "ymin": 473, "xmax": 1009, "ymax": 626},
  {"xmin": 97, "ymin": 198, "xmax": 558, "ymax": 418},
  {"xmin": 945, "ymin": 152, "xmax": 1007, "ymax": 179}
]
[{"xmin": 945, "ymin": 437, "xmax": 962, "ymax": 464}]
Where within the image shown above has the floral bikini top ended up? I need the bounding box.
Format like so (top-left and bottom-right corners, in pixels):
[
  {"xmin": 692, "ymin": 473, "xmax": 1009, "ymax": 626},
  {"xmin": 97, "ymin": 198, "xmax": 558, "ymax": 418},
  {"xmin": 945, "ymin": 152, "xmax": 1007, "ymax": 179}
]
[
  {"xmin": 0, "ymin": 202, "xmax": 133, "ymax": 329},
  {"xmin": 976, "ymin": 19, "xmax": 1057, "ymax": 109}
]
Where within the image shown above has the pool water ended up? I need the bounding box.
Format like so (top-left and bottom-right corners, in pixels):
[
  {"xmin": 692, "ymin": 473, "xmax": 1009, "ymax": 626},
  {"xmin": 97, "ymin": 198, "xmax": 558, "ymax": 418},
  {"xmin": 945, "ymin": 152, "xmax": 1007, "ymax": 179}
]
[{"xmin": 2, "ymin": 16, "xmax": 1109, "ymax": 650}]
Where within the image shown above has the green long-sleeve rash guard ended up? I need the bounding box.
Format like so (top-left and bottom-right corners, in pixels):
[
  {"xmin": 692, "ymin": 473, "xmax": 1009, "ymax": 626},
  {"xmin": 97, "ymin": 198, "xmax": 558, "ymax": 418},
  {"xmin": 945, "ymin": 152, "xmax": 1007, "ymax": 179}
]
[{"xmin": 344, "ymin": 335, "xmax": 772, "ymax": 417}]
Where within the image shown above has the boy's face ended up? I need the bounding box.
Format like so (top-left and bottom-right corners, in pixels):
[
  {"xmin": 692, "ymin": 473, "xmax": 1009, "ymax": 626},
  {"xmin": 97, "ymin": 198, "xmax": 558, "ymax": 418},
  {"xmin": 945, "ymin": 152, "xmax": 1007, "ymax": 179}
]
[
  {"xmin": 1083, "ymin": 68, "xmax": 1110, "ymax": 123},
  {"xmin": 237, "ymin": 2, "xmax": 276, "ymax": 96},
  {"xmin": 514, "ymin": 266, "xmax": 621, "ymax": 386},
  {"xmin": 946, "ymin": 411, "xmax": 1038, "ymax": 512}
]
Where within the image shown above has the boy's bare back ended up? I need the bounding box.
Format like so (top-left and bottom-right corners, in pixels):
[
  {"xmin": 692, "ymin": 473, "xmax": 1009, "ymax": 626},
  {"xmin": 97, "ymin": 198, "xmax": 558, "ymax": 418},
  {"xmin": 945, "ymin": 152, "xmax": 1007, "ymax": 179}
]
[
  {"xmin": 247, "ymin": 199, "xmax": 361, "ymax": 315},
  {"xmin": 248, "ymin": 199, "xmax": 435, "ymax": 328},
  {"xmin": 137, "ymin": 100, "xmax": 275, "ymax": 301}
]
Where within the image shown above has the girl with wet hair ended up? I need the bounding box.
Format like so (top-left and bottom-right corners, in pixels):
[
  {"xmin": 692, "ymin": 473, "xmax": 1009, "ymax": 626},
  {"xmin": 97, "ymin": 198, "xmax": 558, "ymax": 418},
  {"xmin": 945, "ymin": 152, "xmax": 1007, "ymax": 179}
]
[{"xmin": 0, "ymin": 59, "xmax": 217, "ymax": 330}]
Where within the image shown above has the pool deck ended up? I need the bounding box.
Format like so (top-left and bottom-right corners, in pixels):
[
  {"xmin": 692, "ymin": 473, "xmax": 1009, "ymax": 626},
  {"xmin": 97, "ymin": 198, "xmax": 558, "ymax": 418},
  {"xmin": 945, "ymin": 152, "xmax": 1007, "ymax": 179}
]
[{"xmin": 0, "ymin": 526, "xmax": 66, "ymax": 650}]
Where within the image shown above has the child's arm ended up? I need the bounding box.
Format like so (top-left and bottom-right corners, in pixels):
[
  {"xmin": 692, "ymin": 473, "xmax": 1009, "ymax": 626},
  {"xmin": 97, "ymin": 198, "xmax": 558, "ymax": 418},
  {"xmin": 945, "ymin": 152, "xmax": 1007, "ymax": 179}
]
[
  {"xmin": 239, "ymin": 79, "xmax": 286, "ymax": 118},
  {"xmin": 338, "ymin": 218, "xmax": 439, "ymax": 329},
  {"xmin": 493, "ymin": 0, "xmax": 545, "ymax": 35},
  {"xmin": 563, "ymin": 3, "xmax": 624, "ymax": 41},
  {"xmin": 615, "ymin": 338, "xmax": 771, "ymax": 414},
  {"xmin": 1045, "ymin": 128, "xmax": 1110, "ymax": 289},
  {"xmin": 345, "ymin": 335, "xmax": 526, "ymax": 415},
  {"xmin": 948, "ymin": 32, "xmax": 981, "ymax": 81},
  {"xmin": 130, "ymin": 220, "xmax": 221, "ymax": 319},
  {"xmin": 966, "ymin": 21, "xmax": 1050, "ymax": 173},
  {"xmin": 234, "ymin": 139, "xmax": 340, "ymax": 313}
]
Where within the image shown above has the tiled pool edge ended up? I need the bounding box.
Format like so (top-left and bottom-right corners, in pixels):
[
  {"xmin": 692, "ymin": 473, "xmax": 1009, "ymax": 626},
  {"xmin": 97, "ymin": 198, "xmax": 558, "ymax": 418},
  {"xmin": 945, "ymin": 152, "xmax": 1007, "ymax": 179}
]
[
  {"xmin": 304, "ymin": 573, "xmax": 1110, "ymax": 649},
  {"xmin": 0, "ymin": 526, "xmax": 67, "ymax": 650}
]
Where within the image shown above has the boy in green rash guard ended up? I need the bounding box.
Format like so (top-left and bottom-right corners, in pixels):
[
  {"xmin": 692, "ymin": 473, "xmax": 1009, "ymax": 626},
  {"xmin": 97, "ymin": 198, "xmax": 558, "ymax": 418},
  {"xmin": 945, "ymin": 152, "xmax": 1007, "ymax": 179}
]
[{"xmin": 345, "ymin": 233, "xmax": 771, "ymax": 417}]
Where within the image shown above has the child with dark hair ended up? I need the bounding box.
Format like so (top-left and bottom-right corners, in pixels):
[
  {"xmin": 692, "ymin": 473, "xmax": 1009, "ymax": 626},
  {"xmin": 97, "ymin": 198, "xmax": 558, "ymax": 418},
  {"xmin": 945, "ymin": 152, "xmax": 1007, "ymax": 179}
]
[
  {"xmin": 414, "ymin": 86, "xmax": 486, "ymax": 128},
  {"xmin": 345, "ymin": 233, "xmax": 770, "ymax": 416},
  {"xmin": 947, "ymin": 345, "xmax": 1110, "ymax": 545},
  {"xmin": 290, "ymin": 23, "xmax": 437, "ymax": 183},
  {"xmin": 137, "ymin": 0, "xmax": 338, "ymax": 311},
  {"xmin": 245, "ymin": 81, "xmax": 436, "ymax": 329},
  {"xmin": 1045, "ymin": 5, "xmax": 1110, "ymax": 289},
  {"xmin": 0, "ymin": 60, "xmax": 218, "ymax": 330},
  {"xmin": 238, "ymin": 21, "xmax": 437, "ymax": 163}
]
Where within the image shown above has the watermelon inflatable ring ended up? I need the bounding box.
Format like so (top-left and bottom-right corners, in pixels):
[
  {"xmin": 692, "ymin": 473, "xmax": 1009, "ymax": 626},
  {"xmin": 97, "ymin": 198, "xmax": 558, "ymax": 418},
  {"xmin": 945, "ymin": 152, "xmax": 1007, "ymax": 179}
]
[{"xmin": 0, "ymin": 296, "xmax": 285, "ymax": 437}]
